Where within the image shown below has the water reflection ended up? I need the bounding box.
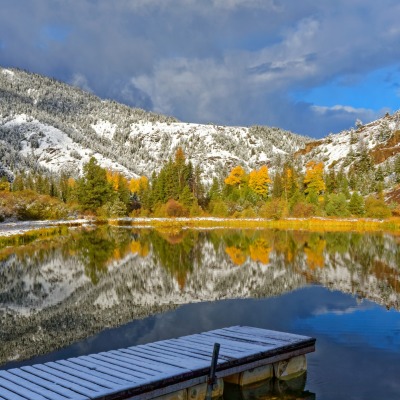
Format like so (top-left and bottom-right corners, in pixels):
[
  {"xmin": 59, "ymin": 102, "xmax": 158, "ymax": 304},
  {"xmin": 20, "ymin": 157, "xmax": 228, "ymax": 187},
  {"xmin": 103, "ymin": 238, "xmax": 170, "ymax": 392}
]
[
  {"xmin": 0, "ymin": 226, "xmax": 399, "ymax": 367},
  {"xmin": 224, "ymin": 374, "xmax": 315, "ymax": 400}
]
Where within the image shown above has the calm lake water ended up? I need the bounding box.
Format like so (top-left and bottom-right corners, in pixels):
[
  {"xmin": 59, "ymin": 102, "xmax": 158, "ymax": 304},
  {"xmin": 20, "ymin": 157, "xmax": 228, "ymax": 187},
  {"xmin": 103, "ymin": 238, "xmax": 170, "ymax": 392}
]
[{"xmin": 0, "ymin": 225, "xmax": 399, "ymax": 399}]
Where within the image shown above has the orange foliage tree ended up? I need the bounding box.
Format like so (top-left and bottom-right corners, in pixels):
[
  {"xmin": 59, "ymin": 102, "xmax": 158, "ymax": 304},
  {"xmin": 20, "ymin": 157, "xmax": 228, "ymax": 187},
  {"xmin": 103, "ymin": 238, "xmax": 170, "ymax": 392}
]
[
  {"xmin": 304, "ymin": 161, "xmax": 325, "ymax": 195},
  {"xmin": 129, "ymin": 176, "xmax": 149, "ymax": 193},
  {"xmin": 225, "ymin": 246, "xmax": 246, "ymax": 265},
  {"xmin": 249, "ymin": 238, "xmax": 271, "ymax": 264},
  {"xmin": 304, "ymin": 236, "xmax": 326, "ymax": 270},
  {"xmin": 248, "ymin": 165, "xmax": 271, "ymax": 198},
  {"xmin": 225, "ymin": 165, "xmax": 246, "ymax": 188}
]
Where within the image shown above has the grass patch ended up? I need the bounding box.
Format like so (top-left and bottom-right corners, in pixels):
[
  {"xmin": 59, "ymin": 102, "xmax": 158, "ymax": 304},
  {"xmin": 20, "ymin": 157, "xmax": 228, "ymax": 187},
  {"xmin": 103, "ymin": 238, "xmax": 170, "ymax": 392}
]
[
  {"xmin": 126, "ymin": 217, "xmax": 400, "ymax": 233},
  {"xmin": 0, "ymin": 226, "xmax": 69, "ymax": 249}
]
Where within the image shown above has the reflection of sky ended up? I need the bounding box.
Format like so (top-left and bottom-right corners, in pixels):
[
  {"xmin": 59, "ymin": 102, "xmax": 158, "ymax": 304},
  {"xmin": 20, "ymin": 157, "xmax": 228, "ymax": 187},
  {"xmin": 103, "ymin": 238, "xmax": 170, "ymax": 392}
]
[{"xmin": 294, "ymin": 304, "xmax": 400, "ymax": 353}]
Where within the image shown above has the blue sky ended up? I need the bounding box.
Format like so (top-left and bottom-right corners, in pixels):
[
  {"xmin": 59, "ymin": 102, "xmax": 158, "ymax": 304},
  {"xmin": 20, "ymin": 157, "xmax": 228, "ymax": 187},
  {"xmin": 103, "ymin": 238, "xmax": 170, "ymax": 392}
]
[{"xmin": 1, "ymin": 1, "xmax": 399, "ymax": 138}]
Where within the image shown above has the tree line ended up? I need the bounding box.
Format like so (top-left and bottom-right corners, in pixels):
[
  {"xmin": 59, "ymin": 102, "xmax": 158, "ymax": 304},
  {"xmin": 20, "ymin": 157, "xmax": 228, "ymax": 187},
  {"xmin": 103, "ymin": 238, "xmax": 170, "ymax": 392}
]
[{"xmin": 0, "ymin": 147, "xmax": 398, "ymax": 221}]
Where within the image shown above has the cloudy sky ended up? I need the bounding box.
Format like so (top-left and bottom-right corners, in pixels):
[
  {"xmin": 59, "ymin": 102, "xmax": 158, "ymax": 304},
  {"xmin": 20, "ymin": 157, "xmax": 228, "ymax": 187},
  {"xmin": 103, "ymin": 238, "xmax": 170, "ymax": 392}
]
[{"xmin": 1, "ymin": 1, "xmax": 399, "ymax": 138}]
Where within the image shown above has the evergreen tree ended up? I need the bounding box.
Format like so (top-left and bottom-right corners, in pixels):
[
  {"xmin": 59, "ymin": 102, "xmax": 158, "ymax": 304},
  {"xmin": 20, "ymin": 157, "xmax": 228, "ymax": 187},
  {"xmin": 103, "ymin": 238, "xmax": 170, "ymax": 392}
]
[
  {"xmin": 394, "ymin": 155, "xmax": 400, "ymax": 183},
  {"xmin": 348, "ymin": 192, "xmax": 365, "ymax": 216},
  {"xmin": 116, "ymin": 174, "xmax": 130, "ymax": 205},
  {"xmin": 208, "ymin": 177, "xmax": 221, "ymax": 201},
  {"xmin": 326, "ymin": 169, "xmax": 337, "ymax": 193},
  {"xmin": 179, "ymin": 185, "xmax": 195, "ymax": 208},
  {"xmin": 0, "ymin": 177, "xmax": 10, "ymax": 191},
  {"xmin": 192, "ymin": 165, "xmax": 205, "ymax": 204},
  {"xmin": 271, "ymin": 172, "xmax": 283, "ymax": 198},
  {"xmin": 12, "ymin": 173, "xmax": 25, "ymax": 191},
  {"xmin": 375, "ymin": 166, "xmax": 384, "ymax": 182},
  {"xmin": 76, "ymin": 157, "xmax": 113, "ymax": 212},
  {"xmin": 325, "ymin": 193, "xmax": 350, "ymax": 217}
]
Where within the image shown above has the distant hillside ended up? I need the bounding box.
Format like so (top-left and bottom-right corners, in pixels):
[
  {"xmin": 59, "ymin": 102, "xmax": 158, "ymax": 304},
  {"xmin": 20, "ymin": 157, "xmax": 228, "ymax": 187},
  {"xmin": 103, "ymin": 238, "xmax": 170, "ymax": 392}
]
[
  {"xmin": 0, "ymin": 67, "xmax": 309, "ymax": 183},
  {"xmin": 295, "ymin": 112, "xmax": 400, "ymax": 196}
]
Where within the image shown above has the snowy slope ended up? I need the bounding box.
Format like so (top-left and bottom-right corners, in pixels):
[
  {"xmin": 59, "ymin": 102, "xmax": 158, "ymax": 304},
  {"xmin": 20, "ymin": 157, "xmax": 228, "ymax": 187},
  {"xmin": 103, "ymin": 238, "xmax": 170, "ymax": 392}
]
[
  {"xmin": 0, "ymin": 66, "xmax": 308, "ymax": 181},
  {"xmin": 2, "ymin": 114, "xmax": 136, "ymax": 177},
  {"xmin": 296, "ymin": 112, "xmax": 400, "ymax": 173}
]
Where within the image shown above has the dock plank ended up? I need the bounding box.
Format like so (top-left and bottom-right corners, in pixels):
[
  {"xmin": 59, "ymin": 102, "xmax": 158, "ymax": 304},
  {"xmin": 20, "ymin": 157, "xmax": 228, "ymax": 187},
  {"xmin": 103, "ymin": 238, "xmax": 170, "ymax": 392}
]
[
  {"xmin": 22, "ymin": 366, "xmax": 104, "ymax": 397},
  {"xmin": 224, "ymin": 326, "xmax": 309, "ymax": 342},
  {"xmin": 8, "ymin": 369, "xmax": 89, "ymax": 400},
  {"xmin": 74, "ymin": 356, "xmax": 147, "ymax": 382},
  {"xmin": 0, "ymin": 376, "xmax": 49, "ymax": 400},
  {"xmin": 205, "ymin": 329, "xmax": 295, "ymax": 348},
  {"xmin": 89, "ymin": 353, "xmax": 160, "ymax": 377},
  {"xmin": 190, "ymin": 332, "xmax": 270, "ymax": 350},
  {"xmin": 43, "ymin": 362, "xmax": 121, "ymax": 390},
  {"xmin": 0, "ymin": 371, "xmax": 69, "ymax": 400},
  {"xmin": 0, "ymin": 386, "xmax": 28, "ymax": 400},
  {"xmin": 186, "ymin": 333, "xmax": 273, "ymax": 355},
  {"xmin": 144, "ymin": 343, "xmax": 211, "ymax": 364},
  {"xmin": 104, "ymin": 351, "xmax": 186, "ymax": 376},
  {"xmin": 124, "ymin": 347, "xmax": 206, "ymax": 370},
  {"xmin": 174, "ymin": 335, "xmax": 251, "ymax": 354},
  {"xmin": 56, "ymin": 360, "xmax": 130, "ymax": 386},
  {"xmin": 156, "ymin": 340, "xmax": 235, "ymax": 361},
  {"xmin": 1, "ymin": 326, "xmax": 315, "ymax": 400}
]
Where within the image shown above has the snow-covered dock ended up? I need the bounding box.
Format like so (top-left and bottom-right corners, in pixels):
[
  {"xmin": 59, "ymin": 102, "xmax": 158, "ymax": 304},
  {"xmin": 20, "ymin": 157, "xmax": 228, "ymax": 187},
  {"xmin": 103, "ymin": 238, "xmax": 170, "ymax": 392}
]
[{"xmin": 0, "ymin": 326, "xmax": 315, "ymax": 400}]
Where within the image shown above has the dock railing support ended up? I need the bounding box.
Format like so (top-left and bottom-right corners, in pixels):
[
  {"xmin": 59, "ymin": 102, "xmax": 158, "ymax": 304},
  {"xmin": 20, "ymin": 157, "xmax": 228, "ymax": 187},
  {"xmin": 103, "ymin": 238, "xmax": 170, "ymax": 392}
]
[{"xmin": 205, "ymin": 343, "xmax": 220, "ymax": 400}]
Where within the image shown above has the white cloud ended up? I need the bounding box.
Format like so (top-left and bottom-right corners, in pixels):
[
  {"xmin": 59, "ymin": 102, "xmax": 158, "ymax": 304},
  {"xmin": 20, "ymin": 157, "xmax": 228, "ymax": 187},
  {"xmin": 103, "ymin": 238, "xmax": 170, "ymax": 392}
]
[
  {"xmin": 70, "ymin": 73, "xmax": 93, "ymax": 93},
  {"xmin": 1, "ymin": 0, "xmax": 400, "ymax": 137},
  {"xmin": 311, "ymin": 105, "xmax": 371, "ymax": 115}
]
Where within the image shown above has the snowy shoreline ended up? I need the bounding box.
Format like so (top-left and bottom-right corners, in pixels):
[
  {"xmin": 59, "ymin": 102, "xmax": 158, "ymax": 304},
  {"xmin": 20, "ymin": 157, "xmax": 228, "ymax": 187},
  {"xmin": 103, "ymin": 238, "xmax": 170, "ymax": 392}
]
[
  {"xmin": 0, "ymin": 216, "xmax": 397, "ymax": 238},
  {"xmin": 0, "ymin": 219, "xmax": 94, "ymax": 237}
]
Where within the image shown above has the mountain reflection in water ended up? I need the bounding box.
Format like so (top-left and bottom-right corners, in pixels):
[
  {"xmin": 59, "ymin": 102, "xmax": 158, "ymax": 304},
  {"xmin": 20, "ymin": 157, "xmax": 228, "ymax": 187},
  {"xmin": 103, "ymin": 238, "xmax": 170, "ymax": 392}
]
[{"xmin": 0, "ymin": 226, "xmax": 399, "ymax": 397}]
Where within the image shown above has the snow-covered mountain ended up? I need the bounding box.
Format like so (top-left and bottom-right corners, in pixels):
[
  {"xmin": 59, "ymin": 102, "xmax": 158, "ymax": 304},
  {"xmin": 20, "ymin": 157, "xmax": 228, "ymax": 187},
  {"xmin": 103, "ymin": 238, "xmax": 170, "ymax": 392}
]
[
  {"xmin": 0, "ymin": 67, "xmax": 308, "ymax": 182},
  {"xmin": 295, "ymin": 112, "xmax": 400, "ymax": 183}
]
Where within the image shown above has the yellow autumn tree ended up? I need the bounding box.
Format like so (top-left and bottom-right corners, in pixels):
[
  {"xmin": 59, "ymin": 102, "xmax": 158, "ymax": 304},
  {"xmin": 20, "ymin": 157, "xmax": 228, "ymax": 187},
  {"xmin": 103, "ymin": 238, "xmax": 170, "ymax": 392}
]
[
  {"xmin": 225, "ymin": 246, "xmax": 246, "ymax": 265},
  {"xmin": 225, "ymin": 165, "xmax": 246, "ymax": 188},
  {"xmin": 249, "ymin": 165, "xmax": 271, "ymax": 198},
  {"xmin": 282, "ymin": 166, "xmax": 298, "ymax": 198},
  {"xmin": 249, "ymin": 238, "xmax": 271, "ymax": 264},
  {"xmin": 68, "ymin": 177, "xmax": 76, "ymax": 188},
  {"xmin": 304, "ymin": 161, "xmax": 325, "ymax": 195},
  {"xmin": 304, "ymin": 236, "xmax": 326, "ymax": 270},
  {"xmin": 129, "ymin": 176, "xmax": 149, "ymax": 193},
  {"xmin": 106, "ymin": 170, "xmax": 120, "ymax": 190}
]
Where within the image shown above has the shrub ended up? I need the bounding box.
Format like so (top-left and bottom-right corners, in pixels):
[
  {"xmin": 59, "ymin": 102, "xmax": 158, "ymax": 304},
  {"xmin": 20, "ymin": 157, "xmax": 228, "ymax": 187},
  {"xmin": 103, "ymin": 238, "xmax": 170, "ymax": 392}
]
[
  {"xmin": 365, "ymin": 197, "xmax": 392, "ymax": 219},
  {"xmin": 259, "ymin": 199, "xmax": 288, "ymax": 220},
  {"xmin": 241, "ymin": 207, "xmax": 257, "ymax": 218},
  {"xmin": 291, "ymin": 202, "xmax": 316, "ymax": 218},
  {"xmin": 100, "ymin": 199, "xmax": 128, "ymax": 217},
  {"xmin": 165, "ymin": 199, "xmax": 188, "ymax": 217},
  {"xmin": 209, "ymin": 200, "xmax": 229, "ymax": 217}
]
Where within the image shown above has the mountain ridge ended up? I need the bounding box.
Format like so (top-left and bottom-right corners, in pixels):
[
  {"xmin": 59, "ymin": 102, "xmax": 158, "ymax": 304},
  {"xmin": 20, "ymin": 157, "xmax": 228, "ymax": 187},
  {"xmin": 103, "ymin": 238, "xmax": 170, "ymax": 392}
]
[
  {"xmin": 1, "ymin": 66, "xmax": 399, "ymax": 200},
  {"xmin": 0, "ymin": 66, "xmax": 309, "ymax": 183}
]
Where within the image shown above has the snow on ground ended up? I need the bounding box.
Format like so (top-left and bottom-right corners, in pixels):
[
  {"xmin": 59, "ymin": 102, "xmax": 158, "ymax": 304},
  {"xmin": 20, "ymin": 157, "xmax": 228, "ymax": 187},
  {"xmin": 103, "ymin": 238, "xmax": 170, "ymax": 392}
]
[
  {"xmin": 1, "ymin": 68, "xmax": 15, "ymax": 77},
  {"xmin": 0, "ymin": 219, "xmax": 93, "ymax": 237},
  {"xmin": 91, "ymin": 120, "xmax": 117, "ymax": 140},
  {"xmin": 302, "ymin": 112, "xmax": 400, "ymax": 172},
  {"xmin": 4, "ymin": 114, "xmax": 137, "ymax": 178}
]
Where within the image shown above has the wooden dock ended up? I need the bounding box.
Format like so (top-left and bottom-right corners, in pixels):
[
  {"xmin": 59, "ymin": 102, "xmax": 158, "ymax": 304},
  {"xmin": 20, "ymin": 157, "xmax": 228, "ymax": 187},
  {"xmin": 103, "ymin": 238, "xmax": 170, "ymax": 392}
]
[{"xmin": 0, "ymin": 326, "xmax": 316, "ymax": 400}]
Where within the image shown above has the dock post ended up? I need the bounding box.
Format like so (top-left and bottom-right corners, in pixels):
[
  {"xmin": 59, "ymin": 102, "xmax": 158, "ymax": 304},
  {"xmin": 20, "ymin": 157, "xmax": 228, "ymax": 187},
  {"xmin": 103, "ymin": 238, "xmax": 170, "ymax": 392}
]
[{"xmin": 205, "ymin": 342, "xmax": 220, "ymax": 400}]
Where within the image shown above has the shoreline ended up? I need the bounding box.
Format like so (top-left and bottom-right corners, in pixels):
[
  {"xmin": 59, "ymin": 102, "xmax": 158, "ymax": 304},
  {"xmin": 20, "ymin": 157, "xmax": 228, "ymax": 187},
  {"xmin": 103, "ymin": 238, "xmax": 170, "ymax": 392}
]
[{"xmin": 0, "ymin": 216, "xmax": 399, "ymax": 238}]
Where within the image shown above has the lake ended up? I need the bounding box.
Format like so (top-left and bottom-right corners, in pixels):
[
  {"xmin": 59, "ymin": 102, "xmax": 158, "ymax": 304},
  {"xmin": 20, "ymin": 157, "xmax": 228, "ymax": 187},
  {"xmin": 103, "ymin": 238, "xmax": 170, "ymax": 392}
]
[{"xmin": 0, "ymin": 225, "xmax": 399, "ymax": 399}]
